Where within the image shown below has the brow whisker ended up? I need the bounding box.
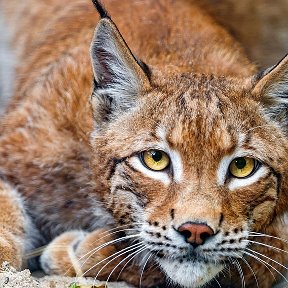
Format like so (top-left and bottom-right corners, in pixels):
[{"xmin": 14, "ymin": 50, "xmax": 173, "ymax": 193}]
[
  {"xmin": 215, "ymin": 278, "xmax": 223, "ymax": 288},
  {"xmin": 245, "ymin": 124, "xmax": 277, "ymax": 133}
]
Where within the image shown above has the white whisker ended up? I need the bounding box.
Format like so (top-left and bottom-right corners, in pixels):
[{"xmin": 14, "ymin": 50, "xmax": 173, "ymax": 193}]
[
  {"xmin": 116, "ymin": 247, "xmax": 152, "ymax": 282},
  {"xmin": 234, "ymin": 258, "xmax": 246, "ymax": 288},
  {"xmin": 79, "ymin": 233, "xmax": 140, "ymax": 269},
  {"xmin": 104, "ymin": 244, "xmax": 150, "ymax": 287},
  {"xmin": 243, "ymin": 250, "xmax": 287, "ymax": 283},
  {"xmin": 246, "ymin": 248, "xmax": 288, "ymax": 270},
  {"xmin": 82, "ymin": 241, "xmax": 143, "ymax": 277},
  {"xmin": 249, "ymin": 232, "xmax": 288, "ymax": 244},
  {"xmin": 245, "ymin": 124, "xmax": 276, "ymax": 133},
  {"xmin": 65, "ymin": 231, "xmax": 141, "ymax": 277},
  {"xmin": 243, "ymin": 239, "xmax": 288, "ymax": 255},
  {"xmin": 233, "ymin": 252, "xmax": 259, "ymax": 288},
  {"xmin": 215, "ymin": 278, "xmax": 222, "ymax": 288},
  {"xmin": 140, "ymin": 252, "xmax": 153, "ymax": 288},
  {"xmin": 242, "ymin": 250, "xmax": 276, "ymax": 282},
  {"xmin": 80, "ymin": 230, "xmax": 140, "ymax": 261},
  {"xmin": 80, "ymin": 221, "xmax": 144, "ymax": 255}
]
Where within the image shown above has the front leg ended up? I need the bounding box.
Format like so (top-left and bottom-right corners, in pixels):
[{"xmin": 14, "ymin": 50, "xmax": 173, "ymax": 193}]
[
  {"xmin": 0, "ymin": 180, "xmax": 26, "ymax": 269},
  {"xmin": 40, "ymin": 229, "xmax": 164, "ymax": 287}
]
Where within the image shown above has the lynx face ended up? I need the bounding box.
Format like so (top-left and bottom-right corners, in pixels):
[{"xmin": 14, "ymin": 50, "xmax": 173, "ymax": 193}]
[{"xmin": 89, "ymin": 16, "xmax": 288, "ymax": 288}]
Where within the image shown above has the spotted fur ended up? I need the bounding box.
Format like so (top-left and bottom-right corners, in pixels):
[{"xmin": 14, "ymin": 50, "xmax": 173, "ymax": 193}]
[{"xmin": 0, "ymin": 0, "xmax": 287, "ymax": 287}]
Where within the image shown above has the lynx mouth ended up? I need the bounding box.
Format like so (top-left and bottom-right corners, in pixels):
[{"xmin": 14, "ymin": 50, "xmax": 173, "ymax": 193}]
[
  {"xmin": 156, "ymin": 256, "xmax": 224, "ymax": 288},
  {"xmin": 147, "ymin": 246, "xmax": 228, "ymax": 287}
]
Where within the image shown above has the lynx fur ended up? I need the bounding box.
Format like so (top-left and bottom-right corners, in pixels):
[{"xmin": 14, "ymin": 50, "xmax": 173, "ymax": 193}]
[{"xmin": 0, "ymin": 0, "xmax": 287, "ymax": 287}]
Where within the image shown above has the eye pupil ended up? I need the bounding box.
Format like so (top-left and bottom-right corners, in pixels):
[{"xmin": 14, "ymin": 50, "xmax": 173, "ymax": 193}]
[
  {"xmin": 229, "ymin": 157, "xmax": 257, "ymax": 179},
  {"xmin": 151, "ymin": 151, "xmax": 162, "ymax": 162},
  {"xmin": 142, "ymin": 149, "xmax": 170, "ymax": 171},
  {"xmin": 235, "ymin": 158, "xmax": 247, "ymax": 169}
]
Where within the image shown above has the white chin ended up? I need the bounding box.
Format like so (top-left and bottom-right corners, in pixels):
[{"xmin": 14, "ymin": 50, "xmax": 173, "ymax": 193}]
[{"xmin": 158, "ymin": 258, "xmax": 223, "ymax": 288}]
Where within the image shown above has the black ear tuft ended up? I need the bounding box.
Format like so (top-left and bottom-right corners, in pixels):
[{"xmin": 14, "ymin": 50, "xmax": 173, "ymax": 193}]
[{"xmin": 91, "ymin": 0, "xmax": 110, "ymax": 19}]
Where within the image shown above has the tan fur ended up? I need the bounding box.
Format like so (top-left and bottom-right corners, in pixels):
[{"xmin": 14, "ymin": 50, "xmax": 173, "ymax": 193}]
[
  {"xmin": 0, "ymin": 0, "xmax": 287, "ymax": 287},
  {"xmin": 0, "ymin": 180, "xmax": 26, "ymax": 268}
]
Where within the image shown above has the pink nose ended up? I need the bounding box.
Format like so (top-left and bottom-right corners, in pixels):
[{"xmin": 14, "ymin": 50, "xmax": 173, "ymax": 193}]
[{"xmin": 177, "ymin": 222, "xmax": 214, "ymax": 246}]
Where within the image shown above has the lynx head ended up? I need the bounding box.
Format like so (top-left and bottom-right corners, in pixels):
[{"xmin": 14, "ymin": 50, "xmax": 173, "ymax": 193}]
[{"xmin": 88, "ymin": 3, "xmax": 288, "ymax": 287}]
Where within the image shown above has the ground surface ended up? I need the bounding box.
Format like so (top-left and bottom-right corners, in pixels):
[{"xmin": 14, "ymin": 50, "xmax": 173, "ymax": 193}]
[{"xmin": 0, "ymin": 263, "xmax": 133, "ymax": 288}]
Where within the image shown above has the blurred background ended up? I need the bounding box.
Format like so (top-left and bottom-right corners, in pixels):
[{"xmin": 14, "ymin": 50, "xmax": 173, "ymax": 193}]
[
  {"xmin": 0, "ymin": 12, "xmax": 15, "ymax": 113},
  {"xmin": 0, "ymin": 0, "xmax": 287, "ymax": 113},
  {"xmin": 196, "ymin": 0, "xmax": 288, "ymax": 68}
]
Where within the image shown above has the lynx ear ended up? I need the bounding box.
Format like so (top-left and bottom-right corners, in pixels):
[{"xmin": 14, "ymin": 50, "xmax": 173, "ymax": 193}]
[
  {"xmin": 90, "ymin": 17, "xmax": 151, "ymax": 124},
  {"xmin": 253, "ymin": 54, "xmax": 288, "ymax": 128}
]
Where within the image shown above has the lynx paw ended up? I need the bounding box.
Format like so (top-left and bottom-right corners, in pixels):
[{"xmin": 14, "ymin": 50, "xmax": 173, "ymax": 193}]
[
  {"xmin": 40, "ymin": 230, "xmax": 87, "ymax": 276},
  {"xmin": 40, "ymin": 229, "xmax": 164, "ymax": 287},
  {"xmin": 40, "ymin": 229, "xmax": 117, "ymax": 277}
]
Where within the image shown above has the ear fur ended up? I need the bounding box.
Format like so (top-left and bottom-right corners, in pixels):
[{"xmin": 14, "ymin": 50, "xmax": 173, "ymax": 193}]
[
  {"xmin": 90, "ymin": 9, "xmax": 151, "ymax": 124},
  {"xmin": 253, "ymin": 54, "xmax": 288, "ymax": 128}
]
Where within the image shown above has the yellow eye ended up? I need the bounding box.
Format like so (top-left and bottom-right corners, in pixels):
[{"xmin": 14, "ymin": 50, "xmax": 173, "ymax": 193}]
[
  {"xmin": 229, "ymin": 157, "xmax": 256, "ymax": 178},
  {"xmin": 142, "ymin": 150, "xmax": 170, "ymax": 171}
]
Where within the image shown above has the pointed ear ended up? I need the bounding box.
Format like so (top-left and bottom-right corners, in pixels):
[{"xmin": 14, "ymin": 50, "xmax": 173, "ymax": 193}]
[
  {"xmin": 253, "ymin": 54, "xmax": 288, "ymax": 128},
  {"xmin": 90, "ymin": 18, "xmax": 151, "ymax": 124}
]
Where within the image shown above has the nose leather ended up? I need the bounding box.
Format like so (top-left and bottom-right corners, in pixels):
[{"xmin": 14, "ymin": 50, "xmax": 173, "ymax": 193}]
[{"xmin": 177, "ymin": 222, "xmax": 214, "ymax": 246}]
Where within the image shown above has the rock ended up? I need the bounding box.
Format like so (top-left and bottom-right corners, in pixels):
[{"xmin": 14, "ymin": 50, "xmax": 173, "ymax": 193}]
[{"xmin": 0, "ymin": 263, "xmax": 133, "ymax": 288}]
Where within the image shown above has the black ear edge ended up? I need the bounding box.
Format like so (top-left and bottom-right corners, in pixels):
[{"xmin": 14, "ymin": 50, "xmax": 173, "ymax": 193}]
[
  {"xmin": 137, "ymin": 59, "xmax": 152, "ymax": 81},
  {"xmin": 254, "ymin": 53, "xmax": 288, "ymax": 83},
  {"xmin": 91, "ymin": 0, "xmax": 110, "ymax": 19}
]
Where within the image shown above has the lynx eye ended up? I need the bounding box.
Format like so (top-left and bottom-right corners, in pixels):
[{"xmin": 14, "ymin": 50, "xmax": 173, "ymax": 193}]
[
  {"xmin": 141, "ymin": 150, "xmax": 170, "ymax": 171},
  {"xmin": 229, "ymin": 157, "xmax": 256, "ymax": 178}
]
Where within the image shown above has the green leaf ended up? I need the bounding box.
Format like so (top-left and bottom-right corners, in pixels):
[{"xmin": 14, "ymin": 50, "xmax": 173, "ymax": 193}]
[
  {"xmin": 69, "ymin": 283, "xmax": 80, "ymax": 288},
  {"xmin": 69, "ymin": 284, "xmax": 106, "ymax": 288}
]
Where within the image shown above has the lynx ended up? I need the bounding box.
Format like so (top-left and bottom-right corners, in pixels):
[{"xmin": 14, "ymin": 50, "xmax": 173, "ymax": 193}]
[{"xmin": 0, "ymin": 0, "xmax": 287, "ymax": 287}]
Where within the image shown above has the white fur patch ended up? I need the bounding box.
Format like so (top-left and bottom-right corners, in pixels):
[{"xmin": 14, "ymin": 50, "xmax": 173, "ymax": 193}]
[
  {"xmin": 217, "ymin": 154, "xmax": 232, "ymax": 186},
  {"xmin": 156, "ymin": 125, "xmax": 183, "ymax": 182},
  {"xmin": 170, "ymin": 149, "xmax": 183, "ymax": 183},
  {"xmin": 155, "ymin": 125, "xmax": 167, "ymax": 142},
  {"xmin": 158, "ymin": 258, "xmax": 223, "ymax": 288},
  {"xmin": 228, "ymin": 165, "xmax": 268, "ymax": 190},
  {"xmin": 217, "ymin": 140, "xmax": 269, "ymax": 190},
  {"xmin": 129, "ymin": 157, "xmax": 171, "ymax": 186},
  {"xmin": 126, "ymin": 125, "xmax": 183, "ymax": 184}
]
